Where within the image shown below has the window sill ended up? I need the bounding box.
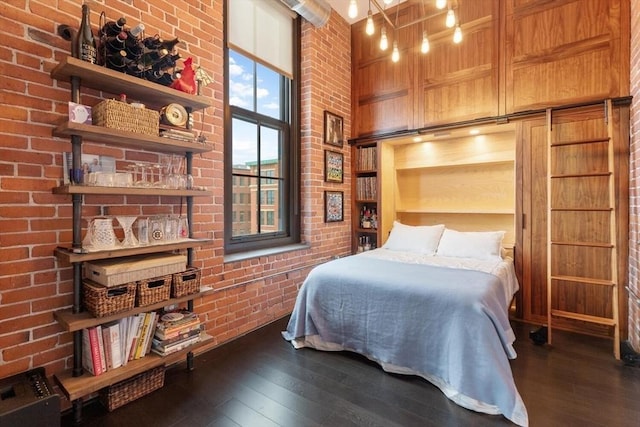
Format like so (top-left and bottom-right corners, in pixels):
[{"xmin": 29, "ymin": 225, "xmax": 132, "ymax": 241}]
[{"xmin": 223, "ymin": 243, "xmax": 311, "ymax": 264}]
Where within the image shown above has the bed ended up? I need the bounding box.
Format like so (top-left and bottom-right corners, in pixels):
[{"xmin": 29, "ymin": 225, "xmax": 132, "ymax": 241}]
[{"xmin": 282, "ymin": 223, "xmax": 529, "ymax": 426}]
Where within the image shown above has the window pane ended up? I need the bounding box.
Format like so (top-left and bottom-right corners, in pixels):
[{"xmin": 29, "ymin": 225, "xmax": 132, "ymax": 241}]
[
  {"xmin": 232, "ymin": 118, "xmax": 257, "ymax": 167},
  {"xmin": 232, "ymin": 176, "xmax": 257, "ymax": 237},
  {"xmin": 229, "ymin": 51, "xmax": 255, "ymax": 111},
  {"xmin": 257, "ymin": 63, "xmax": 281, "ymax": 119},
  {"xmin": 261, "ymin": 126, "xmax": 281, "ymax": 179},
  {"xmin": 260, "ymin": 177, "xmax": 282, "ymax": 233}
]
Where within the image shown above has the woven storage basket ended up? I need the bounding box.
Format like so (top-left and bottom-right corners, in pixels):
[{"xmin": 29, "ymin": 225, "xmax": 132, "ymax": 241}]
[
  {"xmin": 172, "ymin": 268, "xmax": 201, "ymax": 298},
  {"xmin": 100, "ymin": 366, "xmax": 165, "ymax": 411},
  {"xmin": 136, "ymin": 274, "xmax": 172, "ymax": 307},
  {"xmin": 92, "ymin": 99, "xmax": 160, "ymax": 136},
  {"xmin": 83, "ymin": 280, "xmax": 136, "ymax": 317}
]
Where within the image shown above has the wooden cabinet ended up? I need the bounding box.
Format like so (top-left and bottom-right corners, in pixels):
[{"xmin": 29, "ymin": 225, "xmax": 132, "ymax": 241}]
[{"xmin": 50, "ymin": 56, "xmax": 213, "ymax": 417}]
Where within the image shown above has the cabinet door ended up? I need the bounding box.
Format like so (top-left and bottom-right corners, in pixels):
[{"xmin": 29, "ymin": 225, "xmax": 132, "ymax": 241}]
[{"xmin": 518, "ymin": 117, "xmax": 549, "ymax": 324}]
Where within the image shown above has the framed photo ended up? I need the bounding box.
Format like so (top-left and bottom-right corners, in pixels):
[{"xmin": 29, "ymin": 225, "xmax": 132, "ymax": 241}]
[
  {"xmin": 324, "ymin": 190, "xmax": 344, "ymax": 222},
  {"xmin": 324, "ymin": 110, "xmax": 344, "ymax": 147},
  {"xmin": 324, "ymin": 149, "xmax": 344, "ymax": 183}
]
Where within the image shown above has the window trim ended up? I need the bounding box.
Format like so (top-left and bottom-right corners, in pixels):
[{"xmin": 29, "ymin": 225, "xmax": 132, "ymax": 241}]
[{"xmin": 223, "ymin": 4, "xmax": 301, "ymax": 255}]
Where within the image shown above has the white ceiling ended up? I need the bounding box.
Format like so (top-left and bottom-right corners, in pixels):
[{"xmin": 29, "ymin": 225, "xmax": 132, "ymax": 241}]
[{"xmin": 326, "ymin": 0, "xmax": 409, "ymax": 24}]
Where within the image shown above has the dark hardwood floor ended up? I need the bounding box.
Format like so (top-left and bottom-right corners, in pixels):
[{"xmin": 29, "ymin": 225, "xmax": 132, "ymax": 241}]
[{"xmin": 61, "ymin": 316, "xmax": 640, "ymax": 427}]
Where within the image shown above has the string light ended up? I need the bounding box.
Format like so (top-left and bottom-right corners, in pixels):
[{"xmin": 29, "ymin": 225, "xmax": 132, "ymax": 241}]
[
  {"xmin": 391, "ymin": 40, "xmax": 400, "ymax": 62},
  {"xmin": 380, "ymin": 26, "xmax": 389, "ymax": 50},
  {"xmin": 421, "ymin": 31, "xmax": 430, "ymax": 53},
  {"xmin": 445, "ymin": 7, "xmax": 456, "ymax": 28},
  {"xmin": 348, "ymin": 0, "xmax": 358, "ymax": 19},
  {"xmin": 366, "ymin": 7, "xmax": 375, "ymax": 35},
  {"xmin": 436, "ymin": 0, "xmax": 447, "ymax": 9},
  {"xmin": 453, "ymin": 24, "xmax": 462, "ymax": 43}
]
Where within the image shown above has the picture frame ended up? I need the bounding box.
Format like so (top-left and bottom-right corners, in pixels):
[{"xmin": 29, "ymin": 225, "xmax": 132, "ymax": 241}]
[
  {"xmin": 324, "ymin": 190, "xmax": 344, "ymax": 222},
  {"xmin": 324, "ymin": 149, "xmax": 344, "ymax": 183},
  {"xmin": 324, "ymin": 110, "xmax": 344, "ymax": 147}
]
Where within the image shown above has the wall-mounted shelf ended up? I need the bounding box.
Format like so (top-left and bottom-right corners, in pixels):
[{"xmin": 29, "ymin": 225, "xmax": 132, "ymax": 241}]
[
  {"xmin": 53, "ymin": 184, "xmax": 211, "ymax": 197},
  {"xmin": 54, "ymin": 238, "xmax": 212, "ymax": 263},
  {"xmin": 50, "ymin": 56, "xmax": 212, "ymax": 110},
  {"xmin": 53, "ymin": 121, "xmax": 212, "ymax": 154},
  {"xmin": 55, "ymin": 333, "xmax": 213, "ymax": 401}
]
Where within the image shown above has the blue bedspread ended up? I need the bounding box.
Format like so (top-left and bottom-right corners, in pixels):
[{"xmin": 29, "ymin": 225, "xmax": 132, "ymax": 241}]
[{"xmin": 282, "ymin": 255, "xmax": 528, "ymax": 426}]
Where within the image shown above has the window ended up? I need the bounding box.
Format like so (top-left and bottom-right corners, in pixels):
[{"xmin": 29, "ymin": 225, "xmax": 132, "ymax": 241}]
[{"xmin": 225, "ymin": 0, "xmax": 300, "ymax": 254}]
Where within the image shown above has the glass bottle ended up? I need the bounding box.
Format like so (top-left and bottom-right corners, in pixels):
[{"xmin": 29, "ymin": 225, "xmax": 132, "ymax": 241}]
[
  {"xmin": 75, "ymin": 3, "xmax": 97, "ymax": 63},
  {"xmin": 100, "ymin": 17, "xmax": 127, "ymax": 37}
]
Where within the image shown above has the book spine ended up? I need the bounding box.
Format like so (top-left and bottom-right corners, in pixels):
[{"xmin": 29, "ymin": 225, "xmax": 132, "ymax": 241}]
[
  {"xmin": 134, "ymin": 312, "xmax": 151, "ymax": 359},
  {"xmin": 87, "ymin": 327, "xmax": 103, "ymax": 375},
  {"xmin": 101, "ymin": 326, "xmax": 113, "ymax": 370},
  {"xmin": 95, "ymin": 325, "xmax": 107, "ymax": 373}
]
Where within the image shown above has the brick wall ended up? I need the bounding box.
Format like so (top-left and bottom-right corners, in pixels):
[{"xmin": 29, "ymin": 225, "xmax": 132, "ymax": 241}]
[
  {"xmin": 0, "ymin": 0, "xmax": 352, "ymax": 388},
  {"xmin": 629, "ymin": 0, "xmax": 640, "ymax": 351}
]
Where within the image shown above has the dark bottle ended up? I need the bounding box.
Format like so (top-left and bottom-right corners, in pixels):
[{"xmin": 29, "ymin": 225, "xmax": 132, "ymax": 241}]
[
  {"xmin": 140, "ymin": 48, "xmax": 168, "ymax": 69},
  {"xmin": 142, "ymin": 35, "xmax": 163, "ymax": 50},
  {"xmin": 100, "ymin": 17, "xmax": 126, "ymax": 37},
  {"xmin": 124, "ymin": 24, "xmax": 145, "ymax": 60},
  {"xmin": 75, "ymin": 3, "xmax": 97, "ymax": 63},
  {"xmin": 152, "ymin": 53, "xmax": 181, "ymax": 72},
  {"xmin": 103, "ymin": 32, "xmax": 128, "ymax": 54},
  {"xmin": 160, "ymin": 37, "xmax": 181, "ymax": 52},
  {"xmin": 105, "ymin": 50, "xmax": 129, "ymax": 72}
]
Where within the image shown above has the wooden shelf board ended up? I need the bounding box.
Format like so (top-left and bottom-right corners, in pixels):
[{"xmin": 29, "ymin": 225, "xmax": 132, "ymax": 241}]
[
  {"xmin": 54, "ymin": 286, "xmax": 214, "ymax": 332},
  {"xmin": 395, "ymin": 159, "xmax": 514, "ymax": 171},
  {"xmin": 54, "ymin": 238, "xmax": 212, "ymax": 263},
  {"xmin": 355, "ymin": 228, "xmax": 378, "ymax": 234},
  {"xmin": 396, "ymin": 209, "xmax": 515, "ymax": 214},
  {"xmin": 54, "ymin": 333, "xmax": 213, "ymax": 401},
  {"xmin": 53, "ymin": 121, "xmax": 211, "ymax": 154},
  {"xmin": 51, "ymin": 56, "xmax": 212, "ymax": 110},
  {"xmin": 53, "ymin": 183, "xmax": 211, "ymax": 197}
]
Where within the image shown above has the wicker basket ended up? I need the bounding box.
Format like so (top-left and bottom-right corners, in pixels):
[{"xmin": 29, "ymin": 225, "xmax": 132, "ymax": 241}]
[
  {"xmin": 172, "ymin": 268, "xmax": 201, "ymax": 298},
  {"xmin": 83, "ymin": 280, "xmax": 136, "ymax": 317},
  {"xmin": 100, "ymin": 366, "xmax": 165, "ymax": 411},
  {"xmin": 92, "ymin": 99, "xmax": 160, "ymax": 136},
  {"xmin": 136, "ymin": 274, "xmax": 172, "ymax": 307}
]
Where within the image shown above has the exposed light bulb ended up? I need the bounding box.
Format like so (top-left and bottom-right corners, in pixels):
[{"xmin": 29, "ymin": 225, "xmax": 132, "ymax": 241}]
[
  {"xmin": 366, "ymin": 10, "xmax": 375, "ymax": 35},
  {"xmin": 435, "ymin": 0, "xmax": 447, "ymax": 9},
  {"xmin": 348, "ymin": 0, "xmax": 358, "ymax": 19},
  {"xmin": 383, "ymin": 0, "xmax": 394, "ymax": 5},
  {"xmin": 380, "ymin": 26, "xmax": 389, "ymax": 50},
  {"xmin": 446, "ymin": 8, "xmax": 455, "ymax": 28},
  {"xmin": 392, "ymin": 41, "xmax": 400, "ymax": 62},
  {"xmin": 421, "ymin": 31, "xmax": 430, "ymax": 53},
  {"xmin": 453, "ymin": 25, "xmax": 463, "ymax": 43}
]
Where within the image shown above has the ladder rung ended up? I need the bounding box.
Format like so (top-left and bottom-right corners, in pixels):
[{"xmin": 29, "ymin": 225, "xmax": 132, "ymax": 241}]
[
  {"xmin": 551, "ymin": 275, "xmax": 615, "ymax": 286},
  {"xmin": 550, "ymin": 309, "xmax": 616, "ymax": 326},
  {"xmin": 550, "ymin": 172, "xmax": 611, "ymax": 178},
  {"xmin": 551, "ymin": 207, "xmax": 613, "ymax": 212},
  {"xmin": 551, "ymin": 241, "xmax": 613, "ymax": 248},
  {"xmin": 550, "ymin": 137, "xmax": 610, "ymax": 147}
]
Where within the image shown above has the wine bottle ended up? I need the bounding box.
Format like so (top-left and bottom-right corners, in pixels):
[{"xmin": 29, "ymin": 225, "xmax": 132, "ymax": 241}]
[
  {"xmin": 103, "ymin": 32, "xmax": 128, "ymax": 54},
  {"xmin": 142, "ymin": 35, "xmax": 163, "ymax": 50},
  {"xmin": 124, "ymin": 23, "xmax": 145, "ymax": 59},
  {"xmin": 152, "ymin": 53, "xmax": 181, "ymax": 72},
  {"xmin": 160, "ymin": 37, "xmax": 181, "ymax": 52},
  {"xmin": 105, "ymin": 50, "xmax": 129, "ymax": 72},
  {"xmin": 140, "ymin": 48, "xmax": 168, "ymax": 69},
  {"xmin": 100, "ymin": 17, "xmax": 126, "ymax": 37},
  {"xmin": 75, "ymin": 3, "xmax": 97, "ymax": 63}
]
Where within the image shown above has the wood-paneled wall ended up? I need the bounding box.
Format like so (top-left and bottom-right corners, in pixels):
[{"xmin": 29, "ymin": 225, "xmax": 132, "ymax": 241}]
[{"xmin": 351, "ymin": 0, "xmax": 630, "ymax": 137}]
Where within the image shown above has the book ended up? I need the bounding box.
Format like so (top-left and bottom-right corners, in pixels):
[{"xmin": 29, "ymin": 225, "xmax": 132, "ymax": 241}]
[
  {"xmin": 134, "ymin": 312, "xmax": 152, "ymax": 360},
  {"xmin": 154, "ymin": 318, "xmax": 201, "ymax": 340},
  {"xmin": 151, "ymin": 334, "xmax": 200, "ymax": 357},
  {"xmin": 82, "ymin": 327, "xmax": 103, "ymax": 376},
  {"xmin": 95, "ymin": 325, "xmax": 107, "ymax": 373},
  {"xmin": 125, "ymin": 314, "xmax": 142, "ymax": 362},
  {"xmin": 153, "ymin": 326, "xmax": 201, "ymax": 348},
  {"xmin": 144, "ymin": 312, "xmax": 160, "ymax": 356},
  {"xmin": 118, "ymin": 317, "xmax": 129, "ymax": 367},
  {"xmin": 103, "ymin": 321, "xmax": 123, "ymax": 370}
]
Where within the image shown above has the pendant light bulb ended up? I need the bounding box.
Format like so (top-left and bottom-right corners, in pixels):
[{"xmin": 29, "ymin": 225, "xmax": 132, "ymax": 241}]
[
  {"xmin": 392, "ymin": 40, "xmax": 400, "ymax": 62},
  {"xmin": 453, "ymin": 24, "xmax": 463, "ymax": 43},
  {"xmin": 380, "ymin": 26, "xmax": 389, "ymax": 50},
  {"xmin": 446, "ymin": 8, "xmax": 455, "ymax": 28},
  {"xmin": 436, "ymin": 0, "xmax": 447, "ymax": 9},
  {"xmin": 348, "ymin": 0, "xmax": 358, "ymax": 19},
  {"xmin": 421, "ymin": 31, "xmax": 430, "ymax": 53},
  {"xmin": 383, "ymin": 0, "xmax": 394, "ymax": 4},
  {"xmin": 366, "ymin": 10, "xmax": 375, "ymax": 35}
]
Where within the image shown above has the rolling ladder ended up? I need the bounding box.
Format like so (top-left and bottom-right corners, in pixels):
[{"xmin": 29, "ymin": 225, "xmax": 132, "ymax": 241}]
[{"xmin": 546, "ymin": 100, "xmax": 620, "ymax": 359}]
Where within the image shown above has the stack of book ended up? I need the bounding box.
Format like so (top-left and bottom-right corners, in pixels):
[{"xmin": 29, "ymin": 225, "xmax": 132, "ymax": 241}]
[
  {"xmin": 159, "ymin": 126, "xmax": 198, "ymax": 143},
  {"xmin": 82, "ymin": 311, "xmax": 159, "ymax": 376},
  {"xmin": 151, "ymin": 310, "xmax": 201, "ymax": 356}
]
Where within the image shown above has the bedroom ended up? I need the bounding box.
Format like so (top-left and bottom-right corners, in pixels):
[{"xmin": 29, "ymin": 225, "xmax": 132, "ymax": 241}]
[{"xmin": 0, "ymin": 0, "xmax": 639, "ymax": 426}]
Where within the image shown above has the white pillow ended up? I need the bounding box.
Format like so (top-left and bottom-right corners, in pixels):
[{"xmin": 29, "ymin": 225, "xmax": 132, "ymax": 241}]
[
  {"xmin": 436, "ymin": 228, "xmax": 505, "ymax": 260},
  {"xmin": 383, "ymin": 221, "xmax": 445, "ymax": 255}
]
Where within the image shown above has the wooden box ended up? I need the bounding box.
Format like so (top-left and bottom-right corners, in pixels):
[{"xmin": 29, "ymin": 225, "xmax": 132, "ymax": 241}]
[{"xmin": 84, "ymin": 253, "xmax": 187, "ymax": 287}]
